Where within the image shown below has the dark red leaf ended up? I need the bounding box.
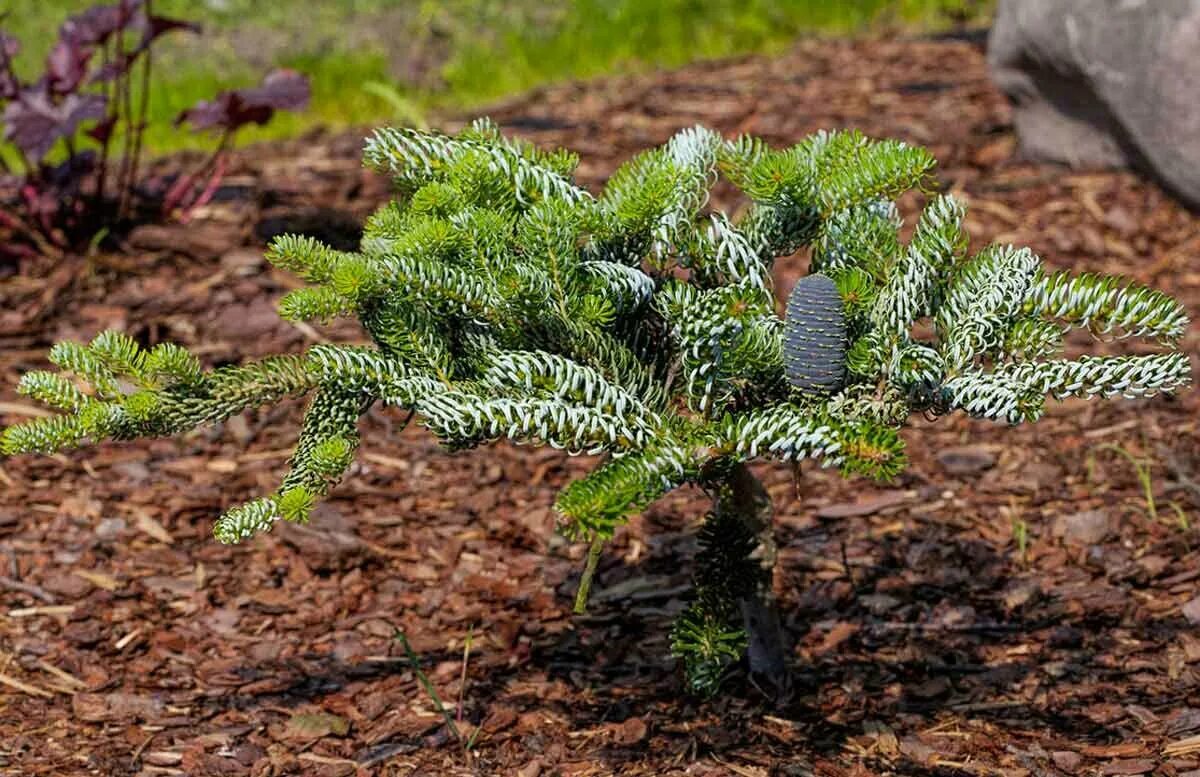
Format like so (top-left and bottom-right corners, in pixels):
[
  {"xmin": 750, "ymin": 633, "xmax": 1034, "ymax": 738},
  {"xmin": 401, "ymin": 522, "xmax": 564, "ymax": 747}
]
[
  {"xmin": 2, "ymin": 89, "xmax": 107, "ymax": 161},
  {"xmin": 177, "ymin": 69, "xmax": 310, "ymax": 133},
  {"xmin": 47, "ymin": 38, "xmax": 94, "ymax": 94},
  {"xmin": 137, "ymin": 14, "xmax": 200, "ymax": 48},
  {"xmin": 77, "ymin": 9, "xmax": 198, "ymax": 83},
  {"xmin": 175, "ymin": 93, "xmax": 238, "ymax": 131},
  {"xmin": 0, "ymin": 31, "xmax": 19, "ymax": 99},
  {"xmin": 238, "ymin": 69, "xmax": 312, "ymax": 112},
  {"xmin": 0, "ymin": 30, "xmax": 18, "ymax": 60},
  {"xmin": 89, "ymin": 60, "xmax": 127, "ymax": 84},
  {"xmin": 86, "ymin": 114, "xmax": 118, "ymax": 145},
  {"xmin": 0, "ymin": 71, "xmax": 17, "ymax": 100},
  {"xmin": 60, "ymin": 0, "xmax": 143, "ymax": 47}
]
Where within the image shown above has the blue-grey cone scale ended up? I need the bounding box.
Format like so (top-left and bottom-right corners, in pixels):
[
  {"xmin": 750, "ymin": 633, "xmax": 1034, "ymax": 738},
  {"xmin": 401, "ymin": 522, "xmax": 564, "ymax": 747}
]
[{"xmin": 783, "ymin": 273, "xmax": 847, "ymax": 393}]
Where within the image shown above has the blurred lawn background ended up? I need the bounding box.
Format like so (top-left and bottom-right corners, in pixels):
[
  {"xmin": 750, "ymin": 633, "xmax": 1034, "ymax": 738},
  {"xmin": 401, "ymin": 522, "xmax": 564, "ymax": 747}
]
[{"xmin": 5, "ymin": 0, "xmax": 993, "ymax": 152}]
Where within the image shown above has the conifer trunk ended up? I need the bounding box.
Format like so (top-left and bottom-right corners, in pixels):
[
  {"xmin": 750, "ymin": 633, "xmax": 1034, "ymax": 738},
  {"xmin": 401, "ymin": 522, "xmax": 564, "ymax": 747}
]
[{"xmin": 720, "ymin": 463, "xmax": 792, "ymax": 701}]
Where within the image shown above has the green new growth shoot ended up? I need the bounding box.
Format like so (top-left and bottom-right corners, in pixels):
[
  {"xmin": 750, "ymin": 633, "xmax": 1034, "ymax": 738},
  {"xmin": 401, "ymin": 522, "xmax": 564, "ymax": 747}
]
[
  {"xmin": 1093, "ymin": 443, "xmax": 1158, "ymax": 522},
  {"xmin": 3, "ymin": 119, "xmax": 1190, "ymax": 699},
  {"xmin": 1011, "ymin": 516, "xmax": 1029, "ymax": 566},
  {"xmin": 395, "ymin": 629, "xmax": 482, "ymax": 759}
]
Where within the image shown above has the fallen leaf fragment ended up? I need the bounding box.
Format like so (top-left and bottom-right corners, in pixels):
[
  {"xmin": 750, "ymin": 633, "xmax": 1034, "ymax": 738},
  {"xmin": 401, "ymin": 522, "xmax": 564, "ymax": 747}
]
[
  {"xmin": 284, "ymin": 712, "xmax": 351, "ymax": 740},
  {"xmin": 611, "ymin": 716, "xmax": 648, "ymax": 746},
  {"xmin": 136, "ymin": 512, "xmax": 174, "ymax": 544},
  {"xmin": 73, "ymin": 570, "xmax": 120, "ymax": 591}
]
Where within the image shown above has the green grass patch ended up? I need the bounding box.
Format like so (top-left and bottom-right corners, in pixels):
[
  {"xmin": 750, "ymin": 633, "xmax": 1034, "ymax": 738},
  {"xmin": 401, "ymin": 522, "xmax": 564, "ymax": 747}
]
[
  {"xmin": 438, "ymin": 0, "xmax": 990, "ymax": 105},
  {"xmin": 5, "ymin": 0, "xmax": 992, "ymax": 154}
]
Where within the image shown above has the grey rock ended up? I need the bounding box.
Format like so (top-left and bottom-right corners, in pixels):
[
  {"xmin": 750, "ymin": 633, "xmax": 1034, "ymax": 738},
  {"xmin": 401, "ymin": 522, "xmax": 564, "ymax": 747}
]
[{"xmin": 989, "ymin": 0, "xmax": 1200, "ymax": 210}]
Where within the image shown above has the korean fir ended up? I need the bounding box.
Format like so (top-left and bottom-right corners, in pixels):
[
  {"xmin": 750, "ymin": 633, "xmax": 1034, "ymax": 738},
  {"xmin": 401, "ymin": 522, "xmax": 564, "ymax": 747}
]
[{"xmin": 3, "ymin": 119, "xmax": 1190, "ymax": 699}]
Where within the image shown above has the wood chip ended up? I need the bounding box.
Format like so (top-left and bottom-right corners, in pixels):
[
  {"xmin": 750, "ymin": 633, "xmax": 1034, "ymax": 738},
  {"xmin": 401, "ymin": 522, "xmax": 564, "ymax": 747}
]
[
  {"xmin": 362, "ymin": 451, "xmax": 411, "ymax": 470},
  {"xmin": 1082, "ymin": 743, "xmax": 1146, "ymax": 758},
  {"xmin": 297, "ymin": 753, "xmax": 357, "ymax": 766},
  {"xmin": 709, "ymin": 755, "xmax": 768, "ymax": 777},
  {"xmin": 1, "ymin": 33, "xmax": 1198, "ymax": 777},
  {"xmin": 0, "ymin": 575, "xmax": 57, "ymax": 603},
  {"xmin": 73, "ymin": 570, "xmax": 121, "ymax": 591},
  {"xmin": 36, "ymin": 660, "xmax": 87, "ymax": 689},
  {"xmin": 136, "ymin": 513, "xmax": 174, "ymax": 544},
  {"xmin": 0, "ymin": 401, "xmax": 54, "ymax": 418},
  {"xmin": 7, "ymin": 605, "xmax": 76, "ymax": 617},
  {"xmin": 0, "ymin": 672, "xmax": 53, "ymax": 698},
  {"xmin": 1101, "ymin": 759, "xmax": 1157, "ymax": 776},
  {"xmin": 1164, "ymin": 734, "xmax": 1200, "ymax": 757},
  {"xmin": 237, "ymin": 448, "xmax": 293, "ymax": 463},
  {"xmin": 817, "ymin": 490, "xmax": 915, "ymax": 519},
  {"xmin": 114, "ymin": 628, "xmax": 142, "ymax": 650}
]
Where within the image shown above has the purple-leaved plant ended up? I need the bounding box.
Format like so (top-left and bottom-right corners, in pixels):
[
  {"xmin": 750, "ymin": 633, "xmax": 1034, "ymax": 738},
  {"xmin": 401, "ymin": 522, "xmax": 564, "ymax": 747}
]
[{"xmin": 0, "ymin": 1, "xmax": 310, "ymax": 272}]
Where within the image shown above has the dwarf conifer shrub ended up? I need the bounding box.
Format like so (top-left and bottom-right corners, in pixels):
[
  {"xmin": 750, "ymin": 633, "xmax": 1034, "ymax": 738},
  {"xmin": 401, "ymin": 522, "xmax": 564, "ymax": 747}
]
[{"xmin": 3, "ymin": 119, "xmax": 1190, "ymax": 697}]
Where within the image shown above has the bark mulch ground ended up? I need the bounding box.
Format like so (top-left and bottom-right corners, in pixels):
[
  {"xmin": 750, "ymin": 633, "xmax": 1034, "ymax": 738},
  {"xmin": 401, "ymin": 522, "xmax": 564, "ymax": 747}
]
[{"xmin": 2, "ymin": 33, "xmax": 1200, "ymax": 777}]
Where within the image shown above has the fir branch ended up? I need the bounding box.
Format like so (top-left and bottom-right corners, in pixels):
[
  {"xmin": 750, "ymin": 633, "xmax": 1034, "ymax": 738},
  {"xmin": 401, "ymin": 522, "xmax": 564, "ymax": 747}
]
[
  {"xmin": 938, "ymin": 244, "xmax": 1043, "ymax": 372},
  {"xmin": 811, "ymin": 199, "xmax": 901, "ymax": 279},
  {"xmin": 419, "ymin": 393, "xmax": 651, "ymax": 455},
  {"xmin": 17, "ymin": 371, "xmax": 90, "ymax": 413},
  {"xmin": 142, "ymin": 343, "xmax": 203, "ymax": 389},
  {"xmin": 199, "ymin": 355, "xmax": 316, "ymax": 419},
  {"xmin": 364, "ymin": 126, "xmax": 592, "ymax": 206},
  {"xmin": 479, "ymin": 350, "xmax": 651, "ymax": 419},
  {"xmin": 278, "ymin": 286, "xmax": 355, "ymax": 323},
  {"xmin": 671, "ymin": 506, "xmax": 757, "ymax": 696},
  {"xmin": 1001, "ymin": 318, "xmax": 1065, "ymax": 361},
  {"xmin": 717, "ymin": 406, "xmax": 905, "ymax": 479},
  {"xmin": 88, "ymin": 331, "xmax": 147, "ymax": 382},
  {"xmin": 1, "ymin": 415, "xmax": 89, "ymax": 456},
  {"xmin": 47, "ymin": 341, "xmax": 119, "ymax": 399},
  {"xmin": 941, "ymin": 371, "xmax": 1044, "ymax": 424},
  {"xmin": 578, "ymin": 260, "xmax": 655, "ymax": 312},
  {"xmin": 371, "ymin": 213, "xmax": 469, "ymax": 266},
  {"xmin": 266, "ymin": 234, "xmax": 349, "ymax": 284},
  {"xmin": 278, "ymin": 385, "xmax": 363, "ymax": 504},
  {"xmin": 602, "ymin": 126, "xmax": 723, "ymax": 265},
  {"xmin": 666, "ymin": 282, "xmax": 778, "ymax": 412},
  {"xmin": 871, "ymin": 194, "xmax": 966, "ymax": 338},
  {"xmin": 361, "ymin": 297, "xmax": 454, "ymax": 378},
  {"xmin": 807, "ymin": 131, "xmax": 936, "ymax": 213},
  {"xmin": 306, "ymin": 344, "xmax": 417, "ymax": 396},
  {"xmin": 999, "ymin": 352, "xmax": 1191, "ymax": 401},
  {"xmin": 690, "ymin": 213, "xmax": 772, "ymax": 291},
  {"xmin": 213, "ymin": 497, "xmax": 279, "ymax": 544},
  {"xmin": 553, "ymin": 319, "xmax": 667, "ymax": 409},
  {"xmin": 554, "ymin": 444, "xmax": 695, "ymax": 537},
  {"xmin": 375, "ymin": 251, "xmax": 502, "ymax": 322},
  {"xmin": 1024, "ymin": 270, "xmax": 1189, "ymax": 342},
  {"xmin": 889, "ymin": 342, "xmax": 945, "ymax": 389}
]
